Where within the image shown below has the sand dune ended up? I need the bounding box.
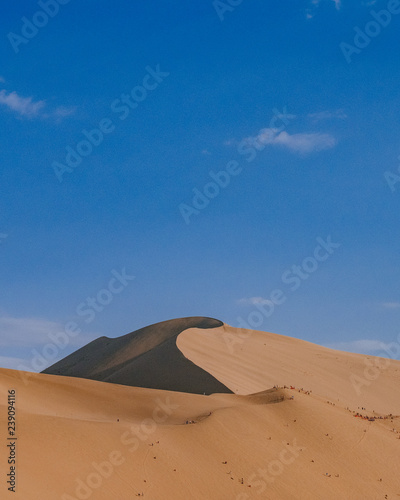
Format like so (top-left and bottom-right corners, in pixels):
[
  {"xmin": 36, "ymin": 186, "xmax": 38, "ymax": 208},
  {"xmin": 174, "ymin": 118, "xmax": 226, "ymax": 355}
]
[
  {"xmin": 43, "ymin": 317, "xmax": 232, "ymax": 395},
  {"xmin": 1, "ymin": 319, "xmax": 400, "ymax": 499},
  {"xmin": 177, "ymin": 324, "xmax": 400, "ymax": 415}
]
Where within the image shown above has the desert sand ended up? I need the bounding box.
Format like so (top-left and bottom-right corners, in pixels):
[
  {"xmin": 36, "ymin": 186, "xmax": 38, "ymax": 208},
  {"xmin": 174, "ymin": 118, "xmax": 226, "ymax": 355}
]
[{"xmin": 1, "ymin": 318, "xmax": 399, "ymax": 499}]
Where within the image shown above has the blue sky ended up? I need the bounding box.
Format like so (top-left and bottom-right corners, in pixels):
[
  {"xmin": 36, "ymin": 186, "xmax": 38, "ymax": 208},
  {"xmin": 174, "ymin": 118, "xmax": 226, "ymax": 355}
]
[{"xmin": 1, "ymin": 0, "xmax": 400, "ymax": 371}]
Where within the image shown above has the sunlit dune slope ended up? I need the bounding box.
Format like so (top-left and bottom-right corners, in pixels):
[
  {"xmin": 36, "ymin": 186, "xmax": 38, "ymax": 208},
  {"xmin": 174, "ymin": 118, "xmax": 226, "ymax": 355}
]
[
  {"xmin": 42, "ymin": 317, "xmax": 232, "ymax": 395},
  {"xmin": 177, "ymin": 324, "xmax": 400, "ymax": 415}
]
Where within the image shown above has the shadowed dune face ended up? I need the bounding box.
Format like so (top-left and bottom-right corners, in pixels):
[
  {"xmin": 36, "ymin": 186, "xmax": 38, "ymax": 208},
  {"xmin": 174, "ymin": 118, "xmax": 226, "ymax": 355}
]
[{"xmin": 42, "ymin": 317, "xmax": 232, "ymax": 395}]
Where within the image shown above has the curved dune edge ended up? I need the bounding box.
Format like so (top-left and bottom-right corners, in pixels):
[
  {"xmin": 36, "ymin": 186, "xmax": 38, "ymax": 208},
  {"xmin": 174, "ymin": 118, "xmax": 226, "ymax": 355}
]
[
  {"xmin": 177, "ymin": 323, "xmax": 400, "ymax": 415},
  {"xmin": 42, "ymin": 317, "xmax": 233, "ymax": 395}
]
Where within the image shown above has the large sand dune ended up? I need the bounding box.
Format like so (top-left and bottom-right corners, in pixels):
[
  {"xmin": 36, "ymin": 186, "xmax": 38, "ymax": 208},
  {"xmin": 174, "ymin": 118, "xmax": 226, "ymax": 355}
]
[
  {"xmin": 1, "ymin": 319, "xmax": 400, "ymax": 499},
  {"xmin": 42, "ymin": 317, "xmax": 232, "ymax": 395}
]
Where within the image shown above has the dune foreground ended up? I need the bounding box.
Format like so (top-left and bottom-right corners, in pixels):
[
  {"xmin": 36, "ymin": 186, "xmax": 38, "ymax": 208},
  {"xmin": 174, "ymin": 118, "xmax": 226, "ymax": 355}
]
[{"xmin": 1, "ymin": 319, "xmax": 400, "ymax": 499}]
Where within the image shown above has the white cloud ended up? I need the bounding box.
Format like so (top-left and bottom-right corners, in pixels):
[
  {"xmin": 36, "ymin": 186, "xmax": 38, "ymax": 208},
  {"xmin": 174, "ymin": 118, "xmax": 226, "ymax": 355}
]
[
  {"xmin": 0, "ymin": 316, "xmax": 68, "ymax": 347},
  {"xmin": 382, "ymin": 302, "xmax": 400, "ymax": 309},
  {"xmin": 325, "ymin": 339, "xmax": 395, "ymax": 356},
  {"xmin": 308, "ymin": 109, "xmax": 347, "ymax": 122},
  {"xmin": 245, "ymin": 128, "xmax": 337, "ymax": 154},
  {"xmin": 273, "ymin": 130, "xmax": 336, "ymax": 153},
  {"xmin": 0, "ymin": 90, "xmax": 45, "ymax": 118},
  {"xmin": 0, "ymin": 315, "xmax": 100, "ymax": 372},
  {"xmin": 307, "ymin": 0, "xmax": 341, "ymax": 18},
  {"xmin": 238, "ymin": 297, "xmax": 273, "ymax": 306},
  {"xmin": 313, "ymin": 0, "xmax": 341, "ymax": 9},
  {"xmin": 0, "ymin": 86, "xmax": 76, "ymax": 121},
  {"xmin": 52, "ymin": 105, "xmax": 77, "ymax": 118}
]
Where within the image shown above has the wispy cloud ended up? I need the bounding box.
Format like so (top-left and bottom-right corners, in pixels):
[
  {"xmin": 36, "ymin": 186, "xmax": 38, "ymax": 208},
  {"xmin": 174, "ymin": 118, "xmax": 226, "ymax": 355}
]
[
  {"xmin": 314, "ymin": 0, "xmax": 341, "ymax": 9},
  {"xmin": 0, "ymin": 86, "xmax": 76, "ymax": 121},
  {"xmin": 52, "ymin": 105, "xmax": 77, "ymax": 118},
  {"xmin": 382, "ymin": 302, "xmax": 400, "ymax": 310},
  {"xmin": 0, "ymin": 316, "xmax": 66, "ymax": 347},
  {"xmin": 0, "ymin": 315, "xmax": 86, "ymax": 348},
  {"xmin": 0, "ymin": 90, "xmax": 45, "ymax": 118},
  {"xmin": 43, "ymin": 104, "xmax": 77, "ymax": 123},
  {"xmin": 308, "ymin": 109, "xmax": 347, "ymax": 122},
  {"xmin": 307, "ymin": 0, "xmax": 341, "ymax": 18},
  {"xmin": 244, "ymin": 128, "xmax": 337, "ymax": 154},
  {"xmin": 238, "ymin": 297, "xmax": 273, "ymax": 306},
  {"xmin": 326, "ymin": 339, "xmax": 394, "ymax": 355},
  {"xmin": 0, "ymin": 315, "xmax": 100, "ymax": 371}
]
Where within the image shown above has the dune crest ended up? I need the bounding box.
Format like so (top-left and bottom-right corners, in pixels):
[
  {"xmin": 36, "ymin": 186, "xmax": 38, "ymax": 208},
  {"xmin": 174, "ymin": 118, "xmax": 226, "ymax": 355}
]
[{"xmin": 42, "ymin": 317, "xmax": 232, "ymax": 395}]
